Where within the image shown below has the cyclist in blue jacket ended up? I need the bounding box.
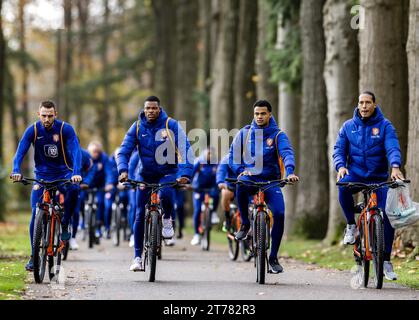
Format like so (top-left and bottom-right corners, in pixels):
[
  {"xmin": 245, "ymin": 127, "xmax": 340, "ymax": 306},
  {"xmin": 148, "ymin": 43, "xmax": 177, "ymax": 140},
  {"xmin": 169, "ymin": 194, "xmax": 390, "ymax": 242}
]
[
  {"xmin": 117, "ymin": 96, "xmax": 194, "ymax": 272},
  {"xmin": 190, "ymin": 148, "xmax": 220, "ymax": 246},
  {"xmin": 87, "ymin": 141, "xmax": 112, "ymax": 239},
  {"xmin": 10, "ymin": 100, "xmax": 82, "ymax": 271},
  {"xmin": 230, "ymin": 100, "xmax": 299, "ymax": 274},
  {"xmin": 217, "ymin": 154, "xmax": 237, "ymax": 232},
  {"xmin": 333, "ymin": 91, "xmax": 405, "ymax": 281},
  {"xmin": 70, "ymin": 148, "xmax": 96, "ymax": 250}
]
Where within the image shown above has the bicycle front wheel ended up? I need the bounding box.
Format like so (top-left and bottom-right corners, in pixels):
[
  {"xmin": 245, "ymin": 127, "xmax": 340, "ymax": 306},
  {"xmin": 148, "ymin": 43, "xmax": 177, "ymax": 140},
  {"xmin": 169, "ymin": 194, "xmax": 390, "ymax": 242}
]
[
  {"xmin": 371, "ymin": 213, "xmax": 385, "ymax": 289},
  {"xmin": 33, "ymin": 209, "xmax": 48, "ymax": 284},
  {"xmin": 256, "ymin": 212, "xmax": 267, "ymax": 284},
  {"xmin": 147, "ymin": 211, "xmax": 159, "ymax": 282},
  {"xmin": 358, "ymin": 217, "xmax": 370, "ymax": 288}
]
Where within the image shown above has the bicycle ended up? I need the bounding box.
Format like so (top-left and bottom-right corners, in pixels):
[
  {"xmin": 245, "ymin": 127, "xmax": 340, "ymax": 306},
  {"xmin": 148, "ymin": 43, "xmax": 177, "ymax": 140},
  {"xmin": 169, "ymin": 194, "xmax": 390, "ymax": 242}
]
[
  {"xmin": 111, "ymin": 187, "xmax": 130, "ymax": 247},
  {"xmin": 336, "ymin": 180, "xmax": 410, "ymax": 289},
  {"xmin": 124, "ymin": 179, "xmax": 185, "ymax": 282},
  {"xmin": 226, "ymin": 202, "xmax": 240, "ymax": 260},
  {"xmin": 83, "ymin": 188, "xmax": 102, "ymax": 249},
  {"xmin": 194, "ymin": 188, "xmax": 215, "ymax": 252},
  {"xmin": 15, "ymin": 177, "xmax": 73, "ymax": 284},
  {"xmin": 227, "ymin": 178, "xmax": 291, "ymax": 285}
]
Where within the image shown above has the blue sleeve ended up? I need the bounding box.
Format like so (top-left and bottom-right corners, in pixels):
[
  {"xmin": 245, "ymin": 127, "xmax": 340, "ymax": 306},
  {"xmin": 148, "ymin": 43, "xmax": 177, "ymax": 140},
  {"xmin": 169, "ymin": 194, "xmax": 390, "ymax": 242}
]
[
  {"xmin": 229, "ymin": 129, "xmax": 245, "ymax": 176},
  {"xmin": 83, "ymin": 161, "xmax": 96, "ymax": 187},
  {"xmin": 173, "ymin": 120, "xmax": 194, "ymax": 179},
  {"xmin": 117, "ymin": 122, "xmax": 138, "ymax": 175},
  {"xmin": 333, "ymin": 125, "xmax": 349, "ymax": 172},
  {"xmin": 384, "ymin": 123, "xmax": 402, "ymax": 167},
  {"xmin": 192, "ymin": 160, "xmax": 200, "ymax": 179},
  {"xmin": 128, "ymin": 152, "xmax": 140, "ymax": 180},
  {"xmin": 216, "ymin": 162, "xmax": 228, "ymax": 185},
  {"xmin": 64, "ymin": 124, "xmax": 82, "ymax": 176},
  {"xmin": 105, "ymin": 157, "xmax": 118, "ymax": 185},
  {"xmin": 277, "ymin": 132, "xmax": 296, "ymax": 176},
  {"xmin": 12, "ymin": 125, "xmax": 35, "ymax": 174}
]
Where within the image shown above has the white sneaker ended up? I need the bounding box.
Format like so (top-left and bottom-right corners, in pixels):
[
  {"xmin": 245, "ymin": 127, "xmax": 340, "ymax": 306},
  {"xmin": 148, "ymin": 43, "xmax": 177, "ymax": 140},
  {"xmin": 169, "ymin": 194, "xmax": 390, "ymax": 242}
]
[
  {"xmin": 343, "ymin": 224, "xmax": 357, "ymax": 245},
  {"xmin": 69, "ymin": 238, "xmax": 79, "ymax": 250},
  {"xmin": 190, "ymin": 234, "xmax": 201, "ymax": 246},
  {"xmin": 129, "ymin": 257, "xmax": 143, "ymax": 272},
  {"xmin": 129, "ymin": 234, "xmax": 135, "ymax": 248},
  {"xmin": 211, "ymin": 212, "xmax": 220, "ymax": 224},
  {"xmin": 162, "ymin": 219, "xmax": 174, "ymax": 239},
  {"xmin": 384, "ymin": 261, "xmax": 398, "ymax": 281},
  {"xmin": 165, "ymin": 238, "xmax": 176, "ymax": 247}
]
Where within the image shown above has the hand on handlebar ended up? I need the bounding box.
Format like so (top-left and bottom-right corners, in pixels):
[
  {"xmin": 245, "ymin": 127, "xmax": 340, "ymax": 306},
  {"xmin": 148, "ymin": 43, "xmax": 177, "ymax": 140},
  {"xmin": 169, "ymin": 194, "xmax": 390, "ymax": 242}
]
[
  {"xmin": 287, "ymin": 174, "xmax": 300, "ymax": 183},
  {"xmin": 337, "ymin": 167, "xmax": 349, "ymax": 182},
  {"xmin": 10, "ymin": 173, "xmax": 22, "ymax": 182},
  {"xmin": 391, "ymin": 167, "xmax": 405, "ymax": 181}
]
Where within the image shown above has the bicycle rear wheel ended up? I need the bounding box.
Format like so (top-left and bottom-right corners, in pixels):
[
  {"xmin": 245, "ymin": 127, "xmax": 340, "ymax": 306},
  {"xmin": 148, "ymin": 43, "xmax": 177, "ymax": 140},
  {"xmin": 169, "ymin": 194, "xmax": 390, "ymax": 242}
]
[
  {"xmin": 371, "ymin": 213, "xmax": 385, "ymax": 289},
  {"xmin": 227, "ymin": 211, "xmax": 240, "ymax": 261},
  {"xmin": 146, "ymin": 211, "xmax": 159, "ymax": 282},
  {"xmin": 201, "ymin": 208, "xmax": 211, "ymax": 251},
  {"xmin": 256, "ymin": 212, "xmax": 267, "ymax": 284},
  {"xmin": 112, "ymin": 205, "xmax": 121, "ymax": 247},
  {"xmin": 33, "ymin": 209, "xmax": 48, "ymax": 284}
]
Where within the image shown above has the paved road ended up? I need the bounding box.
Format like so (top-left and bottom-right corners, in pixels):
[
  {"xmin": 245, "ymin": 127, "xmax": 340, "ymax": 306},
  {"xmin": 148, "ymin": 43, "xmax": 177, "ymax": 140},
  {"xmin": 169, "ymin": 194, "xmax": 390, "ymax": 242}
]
[{"xmin": 24, "ymin": 235, "xmax": 418, "ymax": 300}]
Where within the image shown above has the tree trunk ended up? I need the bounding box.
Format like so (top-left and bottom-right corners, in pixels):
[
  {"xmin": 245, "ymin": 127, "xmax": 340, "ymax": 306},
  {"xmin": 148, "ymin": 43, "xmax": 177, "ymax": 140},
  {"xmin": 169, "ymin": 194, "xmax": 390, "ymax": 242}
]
[
  {"xmin": 294, "ymin": 0, "xmax": 329, "ymax": 239},
  {"xmin": 256, "ymin": 0, "xmax": 278, "ymax": 107},
  {"xmin": 0, "ymin": 0, "xmax": 6, "ymax": 221},
  {"xmin": 210, "ymin": 0, "xmax": 240, "ymax": 131},
  {"xmin": 174, "ymin": 0, "xmax": 199, "ymax": 129},
  {"xmin": 233, "ymin": 0, "xmax": 258, "ymax": 129},
  {"xmin": 323, "ymin": 0, "xmax": 359, "ymax": 244},
  {"xmin": 63, "ymin": 0, "xmax": 73, "ymax": 121},
  {"xmin": 98, "ymin": 0, "xmax": 110, "ymax": 153},
  {"xmin": 55, "ymin": 29, "xmax": 63, "ymax": 108},
  {"xmin": 401, "ymin": 0, "xmax": 419, "ymax": 255},
  {"xmin": 5, "ymin": 66, "xmax": 19, "ymax": 149},
  {"xmin": 359, "ymin": 0, "xmax": 410, "ymax": 165},
  {"xmin": 152, "ymin": 0, "xmax": 177, "ymax": 114}
]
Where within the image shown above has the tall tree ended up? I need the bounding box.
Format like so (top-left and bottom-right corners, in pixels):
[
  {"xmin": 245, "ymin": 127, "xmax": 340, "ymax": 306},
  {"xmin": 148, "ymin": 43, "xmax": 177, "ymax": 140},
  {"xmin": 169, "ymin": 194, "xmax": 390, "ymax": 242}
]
[
  {"xmin": 359, "ymin": 0, "xmax": 410, "ymax": 164},
  {"xmin": 152, "ymin": 0, "xmax": 177, "ymax": 114},
  {"xmin": 323, "ymin": 0, "xmax": 359, "ymax": 244},
  {"xmin": 174, "ymin": 0, "xmax": 199, "ymax": 129},
  {"xmin": 0, "ymin": 0, "xmax": 6, "ymax": 221},
  {"xmin": 210, "ymin": 0, "xmax": 240, "ymax": 131},
  {"xmin": 98, "ymin": 0, "xmax": 110, "ymax": 153},
  {"xmin": 294, "ymin": 0, "xmax": 329, "ymax": 238},
  {"xmin": 55, "ymin": 29, "xmax": 63, "ymax": 109},
  {"xmin": 404, "ymin": 0, "xmax": 419, "ymax": 254},
  {"xmin": 233, "ymin": 0, "xmax": 258, "ymax": 129},
  {"xmin": 62, "ymin": 0, "xmax": 74, "ymax": 121},
  {"xmin": 256, "ymin": 0, "xmax": 278, "ymax": 107}
]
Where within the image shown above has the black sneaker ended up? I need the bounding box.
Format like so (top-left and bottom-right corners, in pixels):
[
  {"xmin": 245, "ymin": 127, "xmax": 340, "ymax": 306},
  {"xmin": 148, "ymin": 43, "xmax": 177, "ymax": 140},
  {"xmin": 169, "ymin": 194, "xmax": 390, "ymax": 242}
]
[
  {"xmin": 177, "ymin": 229, "xmax": 183, "ymax": 240},
  {"xmin": 268, "ymin": 257, "xmax": 284, "ymax": 274},
  {"xmin": 235, "ymin": 224, "xmax": 250, "ymax": 241}
]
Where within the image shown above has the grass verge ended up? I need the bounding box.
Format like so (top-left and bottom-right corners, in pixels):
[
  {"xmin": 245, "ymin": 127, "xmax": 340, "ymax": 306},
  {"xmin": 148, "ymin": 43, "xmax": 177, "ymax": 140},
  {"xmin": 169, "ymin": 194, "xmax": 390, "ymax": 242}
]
[{"xmin": 0, "ymin": 213, "xmax": 31, "ymax": 300}]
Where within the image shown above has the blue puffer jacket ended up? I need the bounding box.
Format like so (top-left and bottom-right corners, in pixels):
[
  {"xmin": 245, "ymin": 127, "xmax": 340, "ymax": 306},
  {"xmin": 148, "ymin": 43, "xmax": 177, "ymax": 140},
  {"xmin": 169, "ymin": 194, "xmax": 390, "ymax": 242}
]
[
  {"xmin": 106, "ymin": 154, "xmax": 119, "ymax": 186},
  {"xmin": 128, "ymin": 152, "xmax": 142, "ymax": 180},
  {"xmin": 91, "ymin": 152, "xmax": 111, "ymax": 188},
  {"xmin": 191, "ymin": 154, "xmax": 218, "ymax": 189},
  {"xmin": 333, "ymin": 107, "xmax": 402, "ymax": 180},
  {"xmin": 216, "ymin": 154, "xmax": 236, "ymax": 185},
  {"xmin": 81, "ymin": 148, "xmax": 96, "ymax": 187},
  {"xmin": 117, "ymin": 108, "xmax": 194, "ymax": 179},
  {"xmin": 229, "ymin": 117, "xmax": 296, "ymax": 179}
]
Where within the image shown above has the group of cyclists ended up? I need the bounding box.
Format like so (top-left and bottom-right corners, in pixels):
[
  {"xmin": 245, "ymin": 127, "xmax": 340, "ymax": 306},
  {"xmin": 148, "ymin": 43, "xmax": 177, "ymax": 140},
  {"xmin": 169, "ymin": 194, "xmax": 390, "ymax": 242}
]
[{"xmin": 10, "ymin": 90, "xmax": 405, "ymax": 283}]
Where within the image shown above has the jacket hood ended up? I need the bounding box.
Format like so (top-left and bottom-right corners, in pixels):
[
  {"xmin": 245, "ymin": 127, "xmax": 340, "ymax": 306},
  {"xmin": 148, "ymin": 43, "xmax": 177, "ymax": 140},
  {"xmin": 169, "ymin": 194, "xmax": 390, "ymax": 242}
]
[
  {"xmin": 353, "ymin": 106, "xmax": 385, "ymax": 126},
  {"xmin": 250, "ymin": 116, "xmax": 280, "ymax": 136}
]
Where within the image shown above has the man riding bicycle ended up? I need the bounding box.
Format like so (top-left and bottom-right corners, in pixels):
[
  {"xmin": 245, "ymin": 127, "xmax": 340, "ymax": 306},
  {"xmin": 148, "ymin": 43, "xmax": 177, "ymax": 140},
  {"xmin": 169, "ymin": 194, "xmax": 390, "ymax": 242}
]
[
  {"xmin": 333, "ymin": 91, "xmax": 405, "ymax": 281},
  {"xmin": 117, "ymin": 96, "xmax": 194, "ymax": 272},
  {"xmin": 10, "ymin": 100, "xmax": 82, "ymax": 271},
  {"xmin": 230, "ymin": 100, "xmax": 299, "ymax": 274},
  {"xmin": 190, "ymin": 148, "xmax": 220, "ymax": 246}
]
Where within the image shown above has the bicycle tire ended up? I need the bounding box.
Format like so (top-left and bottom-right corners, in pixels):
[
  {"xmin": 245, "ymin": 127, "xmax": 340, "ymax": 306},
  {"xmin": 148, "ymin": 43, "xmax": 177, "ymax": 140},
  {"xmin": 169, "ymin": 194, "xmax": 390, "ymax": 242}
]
[
  {"xmin": 112, "ymin": 205, "xmax": 121, "ymax": 247},
  {"xmin": 256, "ymin": 211, "xmax": 267, "ymax": 284},
  {"xmin": 228, "ymin": 212, "xmax": 239, "ymax": 261},
  {"xmin": 201, "ymin": 208, "xmax": 211, "ymax": 251},
  {"xmin": 147, "ymin": 211, "xmax": 159, "ymax": 282},
  {"xmin": 33, "ymin": 209, "xmax": 47, "ymax": 284},
  {"xmin": 48, "ymin": 217, "xmax": 62, "ymax": 281},
  {"xmin": 359, "ymin": 218, "xmax": 370, "ymax": 288},
  {"xmin": 87, "ymin": 207, "xmax": 95, "ymax": 249},
  {"xmin": 371, "ymin": 213, "xmax": 385, "ymax": 289},
  {"xmin": 240, "ymin": 239, "xmax": 252, "ymax": 262}
]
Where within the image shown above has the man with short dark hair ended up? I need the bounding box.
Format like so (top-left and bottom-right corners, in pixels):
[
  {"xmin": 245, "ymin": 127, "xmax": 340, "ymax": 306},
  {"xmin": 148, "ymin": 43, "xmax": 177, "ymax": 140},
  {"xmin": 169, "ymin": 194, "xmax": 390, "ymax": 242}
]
[
  {"xmin": 230, "ymin": 100, "xmax": 299, "ymax": 274},
  {"xmin": 333, "ymin": 91, "xmax": 404, "ymax": 281},
  {"xmin": 11, "ymin": 100, "xmax": 82, "ymax": 271},
  {"xmin": 117, "ymin": 96, "xmax": 194, "ymax": 271}
]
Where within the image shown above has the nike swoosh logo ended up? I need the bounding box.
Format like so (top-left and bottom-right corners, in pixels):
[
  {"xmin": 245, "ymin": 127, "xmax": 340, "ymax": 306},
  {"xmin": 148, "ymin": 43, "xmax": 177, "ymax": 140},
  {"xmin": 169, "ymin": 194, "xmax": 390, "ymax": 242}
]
[
  {"xmin": 37, "ymin": 137, "xmax": 44, "ymax": 139},
  {"xmin": 142, "ymin": 134, "xmax": 147, "ymax": 137}
]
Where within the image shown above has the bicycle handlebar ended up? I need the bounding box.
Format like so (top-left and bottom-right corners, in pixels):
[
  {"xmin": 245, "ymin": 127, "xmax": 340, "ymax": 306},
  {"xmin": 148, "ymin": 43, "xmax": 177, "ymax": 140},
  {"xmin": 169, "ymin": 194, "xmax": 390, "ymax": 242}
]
[
  {"xmin": 123, "ymin": 179, "xmax": 189, "ymax": 191},
  {"xmin": 14, "ymin": 177, "xmax": 74, "ymax": 188},
  {"xmin": 336, "ymin": 180, "xmax": 411, "ymax": 191},
  {"xmin": 226, "ymin": 178, "xmax": 290, "ymax": 188}
]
